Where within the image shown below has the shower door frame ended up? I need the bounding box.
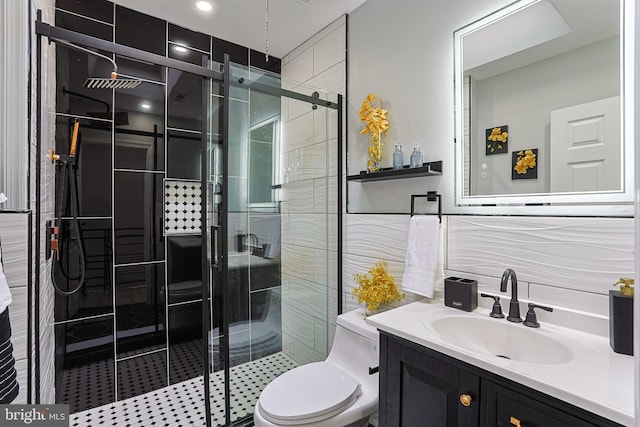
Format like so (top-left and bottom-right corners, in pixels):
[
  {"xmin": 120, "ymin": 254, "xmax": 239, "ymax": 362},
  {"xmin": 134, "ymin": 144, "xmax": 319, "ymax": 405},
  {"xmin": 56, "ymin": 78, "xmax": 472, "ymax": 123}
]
[
  {"xmin": 215, "ymin": 54, "xmax": 344, "ymax": 427},
  {"xmin": 34, "ymin": 18, "xmax": 344, "ymax": 426}
]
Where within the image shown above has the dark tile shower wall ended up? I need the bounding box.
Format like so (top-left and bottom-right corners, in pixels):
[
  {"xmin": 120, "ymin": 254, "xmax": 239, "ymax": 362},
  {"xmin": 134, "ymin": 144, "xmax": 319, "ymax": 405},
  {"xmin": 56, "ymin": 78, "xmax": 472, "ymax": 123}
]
[{"xmin": 53, "ymin": 0, "xmax": 281, "ymax": 413}]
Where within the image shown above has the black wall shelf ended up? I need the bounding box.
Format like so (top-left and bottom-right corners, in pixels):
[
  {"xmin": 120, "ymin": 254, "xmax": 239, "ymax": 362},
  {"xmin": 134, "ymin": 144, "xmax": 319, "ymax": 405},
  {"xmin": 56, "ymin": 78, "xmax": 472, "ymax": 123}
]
[{"xmin": 347, "ymin": 161, "xmax": 443, "ymax": 182}]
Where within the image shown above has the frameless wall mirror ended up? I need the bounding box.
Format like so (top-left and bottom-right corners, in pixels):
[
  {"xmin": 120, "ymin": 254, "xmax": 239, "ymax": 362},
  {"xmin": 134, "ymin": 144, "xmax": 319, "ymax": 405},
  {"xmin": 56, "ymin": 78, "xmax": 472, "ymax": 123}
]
[{"xmin": 454, "ymin": 0, "xmax": 634, "ymax": 210}]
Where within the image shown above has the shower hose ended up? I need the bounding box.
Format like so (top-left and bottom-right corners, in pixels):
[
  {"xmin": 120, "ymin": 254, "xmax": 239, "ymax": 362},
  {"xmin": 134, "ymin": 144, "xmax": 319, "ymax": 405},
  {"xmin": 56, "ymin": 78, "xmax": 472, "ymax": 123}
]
[{"xmin": 51, "ymin": 135, "xmax": 86, "ymax": 296}]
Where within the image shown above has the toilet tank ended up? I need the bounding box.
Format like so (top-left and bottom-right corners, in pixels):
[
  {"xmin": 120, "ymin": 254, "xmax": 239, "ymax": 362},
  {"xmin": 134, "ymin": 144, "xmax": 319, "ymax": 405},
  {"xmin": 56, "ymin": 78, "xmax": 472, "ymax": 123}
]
[{"xmin": 326, "ymin": 309, "xmax": 379, "ymax": 382}]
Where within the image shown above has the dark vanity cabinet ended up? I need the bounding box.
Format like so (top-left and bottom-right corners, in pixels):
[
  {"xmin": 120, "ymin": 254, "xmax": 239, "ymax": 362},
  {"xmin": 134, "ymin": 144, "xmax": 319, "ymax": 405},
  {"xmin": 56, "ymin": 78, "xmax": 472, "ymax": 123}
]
[
  {"xmin": 380, "ymin": 331, "xmax": 480, "ymax": 426},
  {"xmin": 379, "ymin": 332, "xmax": 622, "ymax": 427}
]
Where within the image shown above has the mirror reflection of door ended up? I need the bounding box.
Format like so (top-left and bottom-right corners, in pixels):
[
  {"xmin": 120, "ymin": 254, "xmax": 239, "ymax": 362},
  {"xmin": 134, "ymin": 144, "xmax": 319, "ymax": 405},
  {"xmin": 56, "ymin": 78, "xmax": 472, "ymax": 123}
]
[{"xmin": 549, "ymin": 96, "xmax": 620, "ymax": 192}]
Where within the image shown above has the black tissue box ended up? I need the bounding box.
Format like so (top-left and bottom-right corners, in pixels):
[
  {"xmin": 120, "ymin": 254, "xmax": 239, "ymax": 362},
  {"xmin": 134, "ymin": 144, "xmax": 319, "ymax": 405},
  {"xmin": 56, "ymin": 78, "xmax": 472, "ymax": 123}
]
[{"xmin": 444, "ymin": 277, "xmax": 478, "ymax": 312}]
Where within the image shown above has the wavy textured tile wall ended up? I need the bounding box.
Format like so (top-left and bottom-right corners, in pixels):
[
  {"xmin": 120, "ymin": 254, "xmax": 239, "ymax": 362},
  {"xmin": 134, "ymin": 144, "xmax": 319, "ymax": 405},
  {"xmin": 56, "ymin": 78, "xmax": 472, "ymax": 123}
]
[
  {"xmin": 343, "ymin": 214, "xmax": 633, "ymax": 317},
  {"xmin": 447, "ymin": 216, "xmax": 633, "ymax": 294}
]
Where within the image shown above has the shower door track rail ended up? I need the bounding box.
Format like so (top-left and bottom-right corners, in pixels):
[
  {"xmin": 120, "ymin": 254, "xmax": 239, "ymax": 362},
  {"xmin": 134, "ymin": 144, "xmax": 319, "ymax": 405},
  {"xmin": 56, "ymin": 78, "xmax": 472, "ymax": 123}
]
[
  {"xmin": 35, "ymin": 20, "xmax": 339, "ymax": 109},
  {"xmin": 35, "ymin": 21, "xmax": 223, "ymax": 81}
]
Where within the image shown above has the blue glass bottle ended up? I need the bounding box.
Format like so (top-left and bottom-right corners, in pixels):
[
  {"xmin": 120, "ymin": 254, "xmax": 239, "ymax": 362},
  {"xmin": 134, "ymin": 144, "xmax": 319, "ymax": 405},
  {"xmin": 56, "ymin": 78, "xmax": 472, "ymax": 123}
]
[
  {"xmin": 415, "ymin": 145, "xmax": 423, "ymax": 168},
  {"xmin": 393, "ymin": 142, "xmax": 404, "ymax": 170},
  {"xmin": 410, "ymin": 144, "xmax": 424, "ymax": 168},
  {"xmin": 409, "ymin": 145, "xmax": 418, "ymax": 168}
]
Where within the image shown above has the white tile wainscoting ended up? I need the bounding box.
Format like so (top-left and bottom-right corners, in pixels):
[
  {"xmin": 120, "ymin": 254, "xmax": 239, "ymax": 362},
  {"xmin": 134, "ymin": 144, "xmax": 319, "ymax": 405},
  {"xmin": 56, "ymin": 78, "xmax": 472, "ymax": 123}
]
[{"xmin": 343, "ymin": 214, "xmax": 633, "ymax": 320}]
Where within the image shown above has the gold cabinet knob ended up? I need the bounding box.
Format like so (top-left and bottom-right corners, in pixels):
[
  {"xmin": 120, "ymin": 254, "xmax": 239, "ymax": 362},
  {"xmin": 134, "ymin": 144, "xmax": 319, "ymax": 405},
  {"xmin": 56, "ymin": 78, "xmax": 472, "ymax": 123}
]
[
  {"xmin": 510, "ymin": 416, "xmax": 522, "ymax": 427},
  {"xmin": 459, "ymin": 394, "xmax": 472, "ymax": 407}
]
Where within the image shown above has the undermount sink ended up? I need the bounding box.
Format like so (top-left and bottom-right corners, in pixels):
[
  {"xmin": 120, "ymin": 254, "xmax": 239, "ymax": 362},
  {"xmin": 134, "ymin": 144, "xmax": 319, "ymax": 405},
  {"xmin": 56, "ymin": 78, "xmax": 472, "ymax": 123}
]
[{"xmin": 426, "ymin": 315, "xmax": 573, "ymax": 365}]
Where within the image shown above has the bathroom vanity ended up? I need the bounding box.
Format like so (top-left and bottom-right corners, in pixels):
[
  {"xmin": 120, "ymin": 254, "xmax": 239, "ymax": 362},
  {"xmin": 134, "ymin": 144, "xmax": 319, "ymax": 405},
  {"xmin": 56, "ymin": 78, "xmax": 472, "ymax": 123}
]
[
  {"xmin": 366, "ymin": 301, "xmax": 634, "ymax": 426},
  {"xmin": 379, "ymin": 333, "xmax": 620, "ymax": 426}
]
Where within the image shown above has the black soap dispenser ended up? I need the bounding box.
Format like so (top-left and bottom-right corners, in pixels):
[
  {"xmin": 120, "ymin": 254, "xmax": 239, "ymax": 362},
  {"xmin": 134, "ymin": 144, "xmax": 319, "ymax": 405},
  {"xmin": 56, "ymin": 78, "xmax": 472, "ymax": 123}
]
[{"xmin": 609, "ymin": 278, "xmax": 634, "ymax": 355}]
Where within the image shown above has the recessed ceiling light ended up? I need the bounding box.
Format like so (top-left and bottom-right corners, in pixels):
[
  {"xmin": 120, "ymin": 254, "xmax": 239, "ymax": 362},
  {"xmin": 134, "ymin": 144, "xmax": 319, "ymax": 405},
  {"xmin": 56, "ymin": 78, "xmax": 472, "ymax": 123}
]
[
  {"xmin": 173, "ymin": 45, "xmax": 188, "ymax": 54},
  {"xmin": 141, "ymin": 102, "xmax": 151, "ymax": 110},
  {"xmin": 196, "ymin": 1, "xmax": 213, "ymax": 12}
]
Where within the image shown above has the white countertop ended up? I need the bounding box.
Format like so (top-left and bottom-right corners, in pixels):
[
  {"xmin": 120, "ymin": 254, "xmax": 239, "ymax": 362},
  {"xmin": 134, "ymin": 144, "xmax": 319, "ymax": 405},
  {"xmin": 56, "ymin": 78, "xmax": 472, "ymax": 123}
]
[{"xmin": 366, "ymin": 300, "xmax": 634, "ymax": 426}]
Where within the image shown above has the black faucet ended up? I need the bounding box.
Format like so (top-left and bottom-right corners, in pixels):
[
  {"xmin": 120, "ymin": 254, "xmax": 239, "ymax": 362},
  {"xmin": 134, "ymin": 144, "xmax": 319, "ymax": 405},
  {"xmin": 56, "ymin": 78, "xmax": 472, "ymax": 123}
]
[{"xmin": 500, "ymin": 269, "xmax": 522, "ymax": 323}]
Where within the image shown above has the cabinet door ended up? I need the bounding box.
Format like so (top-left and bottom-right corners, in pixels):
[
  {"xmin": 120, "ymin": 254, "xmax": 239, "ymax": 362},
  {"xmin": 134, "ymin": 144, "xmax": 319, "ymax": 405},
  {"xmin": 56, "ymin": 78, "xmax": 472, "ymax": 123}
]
[
  {"xmin": 484, "ymin": 380, "xmax": 600, "ymax": 427},
  {"xmin": 380, "ymin": 334, "xmax": 479, "ymax": 427}
]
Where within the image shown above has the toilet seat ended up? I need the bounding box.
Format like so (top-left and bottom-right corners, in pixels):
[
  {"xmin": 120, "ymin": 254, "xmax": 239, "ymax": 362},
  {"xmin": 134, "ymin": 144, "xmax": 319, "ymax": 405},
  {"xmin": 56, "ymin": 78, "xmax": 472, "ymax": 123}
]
[{"xmin": 258, "ymin": 362, "xmax": 360, "ymax": 425}]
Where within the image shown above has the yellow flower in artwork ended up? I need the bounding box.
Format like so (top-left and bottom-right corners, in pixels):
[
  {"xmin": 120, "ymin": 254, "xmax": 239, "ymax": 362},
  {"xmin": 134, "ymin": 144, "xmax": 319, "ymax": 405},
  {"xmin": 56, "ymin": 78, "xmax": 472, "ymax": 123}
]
[
  {"xmin": 488, "ymin": 127, "xmax": 509, "ymax": 143},
  {"xmin": 514, "ymin": 149, "xmax": 536, "ymax": 174},
  {"xmin": 352, "ymin": 260, "xmax": 404, "ymax": 313}
]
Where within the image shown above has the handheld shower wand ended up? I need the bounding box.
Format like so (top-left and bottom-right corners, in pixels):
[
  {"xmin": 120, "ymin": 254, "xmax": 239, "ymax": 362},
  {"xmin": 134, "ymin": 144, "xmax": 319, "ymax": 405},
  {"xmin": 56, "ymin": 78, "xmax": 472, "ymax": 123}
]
[
  {"xmin": 45, "ymin": 37, "xmax": 146, "ymax": 296},
  {"xmin": 48, "ymin": 118, "xmax": 86, "ymax": 296}
]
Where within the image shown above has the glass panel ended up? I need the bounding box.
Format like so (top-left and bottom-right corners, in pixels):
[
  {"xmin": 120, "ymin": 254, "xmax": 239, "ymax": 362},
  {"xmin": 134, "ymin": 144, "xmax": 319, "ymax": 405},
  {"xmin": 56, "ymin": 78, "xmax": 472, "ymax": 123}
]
[
  {"xmin": 115, "ymin": 263, "xmax": 166, "ymax": 356},
  {"xmin": 220, "ymin": 63, "xmax": 337, "ymax": 425},
  {"xmin": 167, "ymin": 69, "xmax": 203, "ymax": 131},
  {"xmin": 113, "ymin": 172, "xmax": 164, "ymax": 264},
  {"xmin": 167, "ymin": 130, "xmax": 202, "ymax": 180},
  {"xmin": 113, "ymin": 76, "xmax": 165, "ymax": 171},
  {"xmin": 54, "ymin": 116, "xmax": 112, "ymax": 218},
  {"xmin": 116, "ymin": 351, "xmax": 168, "ymax": 400},
  {"xmin": 55, "ymin": 45, "xmax": 113, "ymax": 118},
  {"xmin": 55, "ymin": 315, "xmax": 115, "ymax": 413},
  {"xmin": 167, "ymin": 236, "xmax": 202, "ymax": 303},
  {"xmin": 168, "ymin": 301, "xmax": 203, "ymax": 384},
  {"xmin": 54, "ymin": 219, "xmax": 113, "ymax": 322}
]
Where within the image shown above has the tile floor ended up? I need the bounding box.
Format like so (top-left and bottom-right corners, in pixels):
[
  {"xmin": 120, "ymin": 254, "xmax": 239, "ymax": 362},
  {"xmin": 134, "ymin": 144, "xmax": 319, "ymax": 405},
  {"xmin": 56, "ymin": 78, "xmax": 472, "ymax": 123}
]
[{"xmin": 70, "ymin": 352, "xmax": 297, "ymax": 427}]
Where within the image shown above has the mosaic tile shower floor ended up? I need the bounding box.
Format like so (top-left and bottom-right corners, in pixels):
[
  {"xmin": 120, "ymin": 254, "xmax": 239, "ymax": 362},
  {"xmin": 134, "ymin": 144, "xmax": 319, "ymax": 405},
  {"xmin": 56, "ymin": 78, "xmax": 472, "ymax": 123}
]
[{"xmin": 70, "ymin": 352, "xmax": 297, "ymax": 427}]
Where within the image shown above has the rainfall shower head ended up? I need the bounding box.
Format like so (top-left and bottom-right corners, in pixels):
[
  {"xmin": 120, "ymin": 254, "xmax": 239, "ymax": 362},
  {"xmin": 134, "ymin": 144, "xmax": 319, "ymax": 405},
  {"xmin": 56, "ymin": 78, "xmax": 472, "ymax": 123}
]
[
  {"xmin": 83, "ymin": 72, "xmax": 143, "ymax": 90},
  {"xmin": 51, "ymin": 38, "xmax": 144, "ymax": 90}
]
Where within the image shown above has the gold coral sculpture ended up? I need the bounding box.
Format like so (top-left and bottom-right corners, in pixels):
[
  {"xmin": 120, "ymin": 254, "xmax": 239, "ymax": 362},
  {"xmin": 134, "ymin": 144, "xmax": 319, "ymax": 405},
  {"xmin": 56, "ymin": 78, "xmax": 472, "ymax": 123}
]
[
  {"xmin": 352, "ymin": 260, "xmax": 404, "ymax": 313},
  {"xmin": 359, "ymin": 93, "xmax": 390, "ymax": 172}
]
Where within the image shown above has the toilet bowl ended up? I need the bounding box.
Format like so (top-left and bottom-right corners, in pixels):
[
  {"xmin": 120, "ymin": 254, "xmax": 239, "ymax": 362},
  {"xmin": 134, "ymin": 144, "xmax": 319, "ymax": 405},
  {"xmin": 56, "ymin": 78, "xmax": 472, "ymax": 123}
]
[{"xmin": 254, "ymin": 309, "xmax": 379, "ymax": 427}]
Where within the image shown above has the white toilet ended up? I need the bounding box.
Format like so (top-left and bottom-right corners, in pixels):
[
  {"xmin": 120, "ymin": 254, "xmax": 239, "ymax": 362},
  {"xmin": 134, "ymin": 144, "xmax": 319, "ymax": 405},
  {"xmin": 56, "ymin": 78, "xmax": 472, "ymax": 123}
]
[{"xmin": 254, "ymin": 309, "xmax": 379, "ymax": 427}]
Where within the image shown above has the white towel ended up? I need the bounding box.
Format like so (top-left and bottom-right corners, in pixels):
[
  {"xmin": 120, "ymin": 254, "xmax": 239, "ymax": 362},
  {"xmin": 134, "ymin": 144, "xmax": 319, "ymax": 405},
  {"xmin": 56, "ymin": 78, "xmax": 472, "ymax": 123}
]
[
  {"xmin": 0, "ymin": 247, "xmax": 12, "ymax": 315},
  {"xmin": 401, "ymin": 216, "xmax": 444, "ymax": 299}
]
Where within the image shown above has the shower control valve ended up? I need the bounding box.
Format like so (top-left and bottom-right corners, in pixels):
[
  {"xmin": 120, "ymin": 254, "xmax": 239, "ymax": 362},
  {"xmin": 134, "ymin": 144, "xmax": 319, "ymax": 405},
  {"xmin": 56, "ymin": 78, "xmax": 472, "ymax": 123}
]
[
  {"xmin": 47, "ymin": 150, "xmax": 61, "ymax": 164},
  {"xmin": 46, "ymin": 220, "xmax": 60, "ymax": 261}
]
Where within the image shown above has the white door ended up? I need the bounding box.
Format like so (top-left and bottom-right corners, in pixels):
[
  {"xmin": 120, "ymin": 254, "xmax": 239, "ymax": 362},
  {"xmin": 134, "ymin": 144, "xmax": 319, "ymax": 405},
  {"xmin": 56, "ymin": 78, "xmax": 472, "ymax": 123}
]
[{"xmin": 550, "ymin": 96, "xmax": 620, "ymax": 193}]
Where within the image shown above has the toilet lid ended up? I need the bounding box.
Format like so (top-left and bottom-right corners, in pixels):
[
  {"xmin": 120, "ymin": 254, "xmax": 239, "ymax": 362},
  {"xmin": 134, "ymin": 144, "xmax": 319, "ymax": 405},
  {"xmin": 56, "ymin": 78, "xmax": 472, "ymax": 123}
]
[{"xmin": 258, "ymin": 362, "xmax": 360, "ymax": 424}]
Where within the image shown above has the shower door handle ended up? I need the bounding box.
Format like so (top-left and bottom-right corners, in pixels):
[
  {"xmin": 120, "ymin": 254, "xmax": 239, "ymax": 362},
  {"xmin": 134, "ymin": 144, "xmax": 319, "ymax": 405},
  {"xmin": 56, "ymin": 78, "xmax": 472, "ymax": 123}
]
[{"xmin": 210, "ymin": 225, "xmax": 222, "ymax": 270}]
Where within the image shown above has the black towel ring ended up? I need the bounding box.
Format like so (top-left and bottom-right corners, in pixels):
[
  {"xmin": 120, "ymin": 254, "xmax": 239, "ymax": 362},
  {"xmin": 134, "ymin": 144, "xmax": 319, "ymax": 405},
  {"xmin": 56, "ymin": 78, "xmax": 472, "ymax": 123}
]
[{"xmin": 410, "ymin": 191, "xmax": 442, "ymax": 223}]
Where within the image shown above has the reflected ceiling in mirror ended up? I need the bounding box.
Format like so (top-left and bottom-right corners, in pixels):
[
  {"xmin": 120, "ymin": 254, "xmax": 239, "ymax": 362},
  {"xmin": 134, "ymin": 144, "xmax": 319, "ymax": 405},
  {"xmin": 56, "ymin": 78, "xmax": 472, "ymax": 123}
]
[{"xmin": 454, "ymin": 0, "xmax": 634, "ymax": 208}]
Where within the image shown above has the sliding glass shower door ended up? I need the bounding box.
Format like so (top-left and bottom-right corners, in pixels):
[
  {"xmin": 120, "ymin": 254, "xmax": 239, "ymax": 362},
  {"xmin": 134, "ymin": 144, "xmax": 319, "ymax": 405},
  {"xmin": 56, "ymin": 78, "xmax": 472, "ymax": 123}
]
[{"xmin": 205, "ymin": 58, "xmax": 341, "ymax": 426}]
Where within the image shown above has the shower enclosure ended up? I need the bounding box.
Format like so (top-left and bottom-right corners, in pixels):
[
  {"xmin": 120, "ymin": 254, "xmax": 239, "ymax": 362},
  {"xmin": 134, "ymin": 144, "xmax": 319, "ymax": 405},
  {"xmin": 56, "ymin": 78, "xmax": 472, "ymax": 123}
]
[
  {"xmin": 206, "ymin": 61, "xmax": 342, "ymax": 425},
  {"xmin": 36, "ymin": 7, "xmax": 341, "ymax": 426}
]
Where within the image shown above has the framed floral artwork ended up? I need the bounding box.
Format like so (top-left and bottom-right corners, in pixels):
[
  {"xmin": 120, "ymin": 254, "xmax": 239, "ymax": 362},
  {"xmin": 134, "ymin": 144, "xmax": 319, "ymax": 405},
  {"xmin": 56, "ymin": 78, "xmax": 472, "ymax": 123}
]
[
  {"xmin": 485, "ymin": 125, "xmax": 509, "ymax": 155},
  {"xmin": 512, "ymin": 148, "xmax": 538, "ymax": 180}
]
